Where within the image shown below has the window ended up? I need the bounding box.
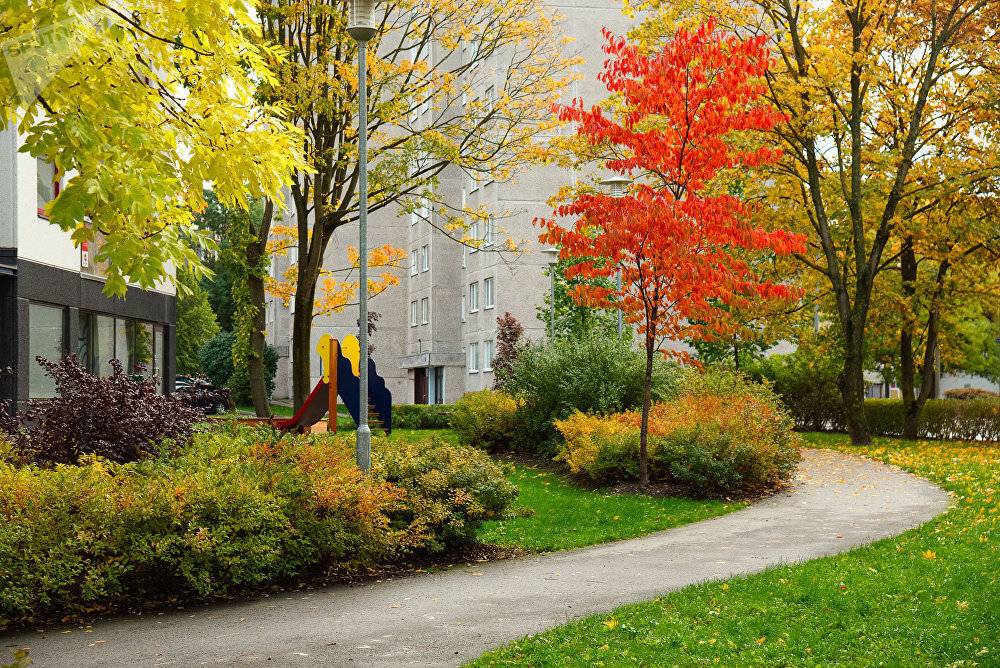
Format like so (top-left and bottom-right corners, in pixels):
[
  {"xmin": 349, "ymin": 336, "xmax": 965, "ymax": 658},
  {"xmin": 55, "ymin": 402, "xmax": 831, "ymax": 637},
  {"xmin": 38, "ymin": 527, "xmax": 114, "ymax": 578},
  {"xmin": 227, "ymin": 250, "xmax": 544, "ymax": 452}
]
[
  {"xmin": 484, "ymin": 217, "xmax": 495, "ymax": 246},
  {"xmin": 469, "ymin": 220, "xmax": 479, "ymax": 252},
  {"xmin": 78, "ymin": 312, "xmax": 106, "ymax": 377},
  {"xmin": 410, "ymin": 300, "xmax": 418, "ymax": 326},
  {"xmin": 29, "ymin": 303, "xmax": 64, "ymax": 397},
  {"xmin": 410, "ymin": 250, "xmax": 418, "ymax": 276},
  {"xmin": 469, "ymin": 171, "xmax": 478, "ymax": 193},
  {"xmin": 421, "ymin": 196, "xmax": 430, "ymax": 222},
  {"xmin": 469, "ymin": 282, "xmax": 479, "ymax": 312},
  {"xmin": 421, "ymin": 297, "xmax": 429, "ymax": 324},
  {"xmin": 484, "ymin": 276, "xmax": 494, "ymax": 309},
  {"xmin": 468, "ymin": 342, "xmax": 479, "ymax": 372},
  {"xmin": 484, "ymin": 339, "xmax": 494, "ymax": 371},
  {"xmin": 154, "ymin": 325, "xmax": 166, "ymax": 394},
  {"xmin": 421, "ymin": 244, "xmax": 429, "ymax": 272},
  {"xmin": 461, "ymin": 295, "xmax": 467, "ymax": 322},
  {"xmin": 36, "ymin": 158, "xmax": 59, "ymax": 217}
]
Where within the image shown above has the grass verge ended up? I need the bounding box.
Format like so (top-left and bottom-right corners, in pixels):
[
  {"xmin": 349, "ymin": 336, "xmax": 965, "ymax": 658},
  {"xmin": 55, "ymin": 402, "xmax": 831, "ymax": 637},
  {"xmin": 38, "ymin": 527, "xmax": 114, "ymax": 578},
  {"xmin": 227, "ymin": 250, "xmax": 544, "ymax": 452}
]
[
  {"xmin": 468, "ymin": 432, "xmax": 999, "ymax": 667},
  {"xmin": 477, "ymin": 463, "xmax": 746, "ymax": 553}
]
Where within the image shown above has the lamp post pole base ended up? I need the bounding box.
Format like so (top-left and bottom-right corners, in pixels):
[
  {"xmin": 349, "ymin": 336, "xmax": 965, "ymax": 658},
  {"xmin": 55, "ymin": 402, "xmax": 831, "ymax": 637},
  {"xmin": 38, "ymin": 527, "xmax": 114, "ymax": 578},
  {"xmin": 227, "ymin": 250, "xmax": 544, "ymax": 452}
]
[{"xmin": 356, "ymin": 424, "xmax": 371, "ymax": 471}]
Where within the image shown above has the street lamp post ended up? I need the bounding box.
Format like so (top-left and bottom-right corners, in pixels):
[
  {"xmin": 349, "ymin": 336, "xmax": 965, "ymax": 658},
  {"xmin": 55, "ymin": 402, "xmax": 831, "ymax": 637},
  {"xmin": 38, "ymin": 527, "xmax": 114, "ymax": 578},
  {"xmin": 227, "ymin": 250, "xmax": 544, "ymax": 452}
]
[
  {"xmin": 543, "ymin": 247, "xmax": 559, "ymax": 342},
  {"xmin": 599, "ymin": 176, "xmax": 633, "ymax": 339},
  {"xmin": 348, "ymin": 0, "xmax": 378, "ymax": 472}
]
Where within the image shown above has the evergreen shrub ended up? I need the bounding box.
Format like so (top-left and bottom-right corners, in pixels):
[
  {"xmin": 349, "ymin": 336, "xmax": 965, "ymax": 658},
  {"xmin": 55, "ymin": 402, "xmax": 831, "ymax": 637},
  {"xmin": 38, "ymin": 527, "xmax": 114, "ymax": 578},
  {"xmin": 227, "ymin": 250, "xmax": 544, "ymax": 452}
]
[
  {"xmin": 503, "ymin": 333, "xmax": 680, "ymax": 457},
  {"xmin": 392, "ymin": 404, "xmax": 454, "ymax": 429}
]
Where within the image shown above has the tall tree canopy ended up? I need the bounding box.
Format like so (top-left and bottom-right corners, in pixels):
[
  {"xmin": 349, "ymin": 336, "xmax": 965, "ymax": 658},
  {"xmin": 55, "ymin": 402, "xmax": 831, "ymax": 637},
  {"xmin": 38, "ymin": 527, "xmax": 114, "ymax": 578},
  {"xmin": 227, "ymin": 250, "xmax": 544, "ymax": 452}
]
[
  {"xmin": 540, "ymin": 24, "xmax": 805, "ymax": 485},
  {"xmin": 1, "ymin": 0, "xmax": 306, "ymax": 294},
  {"xmin": 633, "ymin": 0, "xmax": 1000, "ymax": 444}
]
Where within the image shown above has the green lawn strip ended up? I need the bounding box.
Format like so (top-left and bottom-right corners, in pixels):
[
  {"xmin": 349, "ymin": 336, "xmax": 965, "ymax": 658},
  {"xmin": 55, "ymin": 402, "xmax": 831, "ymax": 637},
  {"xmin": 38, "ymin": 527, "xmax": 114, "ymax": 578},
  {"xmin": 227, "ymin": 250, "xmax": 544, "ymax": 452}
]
[
  {"xmin": 235, "ymin": 403, "xmax": 296, "ymax": 417},
  {"xmin": 477, "ymin": 464, "xmax": 746, "ymax": 553},
  {"xmin": 468, "ymin": 433, "xmax": 1000, "ymax": 667}
]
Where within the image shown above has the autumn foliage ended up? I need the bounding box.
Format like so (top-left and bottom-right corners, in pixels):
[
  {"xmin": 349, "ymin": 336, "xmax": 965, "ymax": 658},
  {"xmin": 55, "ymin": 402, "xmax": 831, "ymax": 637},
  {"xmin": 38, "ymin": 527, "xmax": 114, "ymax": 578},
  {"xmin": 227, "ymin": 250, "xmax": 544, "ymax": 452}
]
[{"xmin": 539, "ymin": 22, "xmax": 806, "ymax": 484}]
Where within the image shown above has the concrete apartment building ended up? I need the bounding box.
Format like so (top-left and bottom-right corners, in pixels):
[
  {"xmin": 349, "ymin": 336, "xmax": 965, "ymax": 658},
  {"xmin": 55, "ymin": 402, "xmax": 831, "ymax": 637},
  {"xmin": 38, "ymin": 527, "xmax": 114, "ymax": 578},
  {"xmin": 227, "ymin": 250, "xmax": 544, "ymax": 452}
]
[
  {"xmin": 266, "ymin": 0, "xmax": 633, "ymax": 405},
  {"xmin": 0, "ymin": 127, "xmax": 177, "ymax": 411}
]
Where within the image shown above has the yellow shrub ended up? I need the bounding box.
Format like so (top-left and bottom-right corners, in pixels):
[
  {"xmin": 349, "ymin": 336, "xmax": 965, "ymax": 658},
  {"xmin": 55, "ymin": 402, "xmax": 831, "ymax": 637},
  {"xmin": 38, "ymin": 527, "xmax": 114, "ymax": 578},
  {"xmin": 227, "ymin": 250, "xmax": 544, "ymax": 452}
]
[{"xmin": 554, "ymin": 412, "xmax": 638, "ymax": 479}]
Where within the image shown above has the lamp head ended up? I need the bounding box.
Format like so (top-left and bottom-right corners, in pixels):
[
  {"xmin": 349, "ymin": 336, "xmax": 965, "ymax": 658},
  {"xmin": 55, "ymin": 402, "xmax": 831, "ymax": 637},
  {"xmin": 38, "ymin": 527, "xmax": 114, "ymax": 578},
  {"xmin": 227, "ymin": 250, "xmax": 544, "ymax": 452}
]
[
  {"xmin": 348, "ymin": 0, "xmax": 379, "ymax": 42},
  {"xmin": 542, "ymin": 247, "xmax": 560, "ymax": 266},
  {"xmin": 598, "ymin": 175, "xmax": 633, "ymax": 198}
]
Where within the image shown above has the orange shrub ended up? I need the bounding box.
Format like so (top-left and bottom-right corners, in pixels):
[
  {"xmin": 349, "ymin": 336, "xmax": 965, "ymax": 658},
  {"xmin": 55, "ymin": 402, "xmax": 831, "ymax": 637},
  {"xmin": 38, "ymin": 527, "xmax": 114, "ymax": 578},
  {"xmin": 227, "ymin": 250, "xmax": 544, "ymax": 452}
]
[{"xmin": 555, "ymin": 380, "xmax": 801, "ymax": 494}]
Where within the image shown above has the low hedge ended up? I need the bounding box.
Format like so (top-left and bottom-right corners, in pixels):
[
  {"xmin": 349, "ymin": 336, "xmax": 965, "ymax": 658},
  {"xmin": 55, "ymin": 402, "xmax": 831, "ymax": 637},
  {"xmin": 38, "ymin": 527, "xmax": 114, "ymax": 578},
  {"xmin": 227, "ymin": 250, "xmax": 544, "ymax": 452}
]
[
  {"xmin": 865, "ymin": 398, "xmax": 1000, "ymax": 441},
  {"xmin": 553, "ymin": 371, "xmax": 801, "ymax": 496},
  {"xmin": 0, "ymin": 425, "xmax": 517, "ymax": 627},
  {"xmin": 450, "ymin": 390, "xmax": 522, "ymax": 452},
  {"xmin": 392, "ymin": 404, "xmax": 454, "ymax": 430}
]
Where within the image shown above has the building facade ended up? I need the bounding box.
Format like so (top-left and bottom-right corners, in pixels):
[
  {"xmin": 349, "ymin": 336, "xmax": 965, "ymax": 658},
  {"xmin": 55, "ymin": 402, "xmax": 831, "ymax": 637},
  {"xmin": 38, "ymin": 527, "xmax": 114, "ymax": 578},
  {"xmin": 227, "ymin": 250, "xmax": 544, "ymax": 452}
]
[
  {"xmin": 0, "ymin": 127, "xmax": 177, "ymax": 412},
  {"xmin": 265, "ymin": 0, "xmax": 633, "ymax": 405}
]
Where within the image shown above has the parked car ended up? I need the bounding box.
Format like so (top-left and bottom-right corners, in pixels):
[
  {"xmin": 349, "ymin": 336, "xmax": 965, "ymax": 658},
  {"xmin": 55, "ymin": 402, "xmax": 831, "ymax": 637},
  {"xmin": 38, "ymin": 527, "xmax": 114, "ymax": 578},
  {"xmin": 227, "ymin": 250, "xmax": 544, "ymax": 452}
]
[{"xmin": 172, "ymin": 376, "xmax": 233, "ymax": 415}]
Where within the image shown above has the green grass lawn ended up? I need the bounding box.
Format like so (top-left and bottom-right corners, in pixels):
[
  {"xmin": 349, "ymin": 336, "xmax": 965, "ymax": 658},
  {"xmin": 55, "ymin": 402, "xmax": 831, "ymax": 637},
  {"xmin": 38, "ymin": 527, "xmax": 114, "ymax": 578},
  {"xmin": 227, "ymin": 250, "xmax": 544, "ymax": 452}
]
[
  {"xmin": 468, "ymin": 432, "xmax": 1000, "ymax": 667},
  {"xmin": 381, "ymin": 429, "xmax": 744, "ymax": 553},
  {"xmin": 477, "ymin": 464, "xmax": 746, "ymax": 552}
]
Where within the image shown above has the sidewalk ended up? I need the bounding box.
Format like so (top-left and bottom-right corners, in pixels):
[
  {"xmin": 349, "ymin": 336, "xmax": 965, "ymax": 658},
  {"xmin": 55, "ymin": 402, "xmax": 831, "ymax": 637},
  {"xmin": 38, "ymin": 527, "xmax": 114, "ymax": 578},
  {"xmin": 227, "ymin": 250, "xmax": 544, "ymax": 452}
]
[{"xmin": 3, "ymin": 449, "xmax": 950, "ymax": 667}]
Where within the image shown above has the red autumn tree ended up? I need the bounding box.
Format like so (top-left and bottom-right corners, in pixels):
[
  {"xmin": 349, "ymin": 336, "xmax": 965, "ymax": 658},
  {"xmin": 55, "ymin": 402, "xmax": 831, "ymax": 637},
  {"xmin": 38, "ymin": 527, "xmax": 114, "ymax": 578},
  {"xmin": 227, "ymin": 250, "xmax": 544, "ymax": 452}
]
[{"xmin": 539, "ymin": 21, "xmax": 807, "ymax": 486}]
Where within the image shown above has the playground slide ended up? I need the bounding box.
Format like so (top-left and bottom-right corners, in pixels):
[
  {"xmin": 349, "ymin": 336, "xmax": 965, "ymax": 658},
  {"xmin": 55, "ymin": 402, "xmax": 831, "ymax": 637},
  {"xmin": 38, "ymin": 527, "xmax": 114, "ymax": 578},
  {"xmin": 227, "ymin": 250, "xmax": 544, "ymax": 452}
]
[
  {"xmin": 336, "ymin": 353, "xmax": 392, "ymax": 434},
  {"xmin": 274, "ymin": 380, "xmax": 330, "ymax": 432},
  {"xmin": 275, "ymin": 335, "xmax": 392, "ymax": 433}
]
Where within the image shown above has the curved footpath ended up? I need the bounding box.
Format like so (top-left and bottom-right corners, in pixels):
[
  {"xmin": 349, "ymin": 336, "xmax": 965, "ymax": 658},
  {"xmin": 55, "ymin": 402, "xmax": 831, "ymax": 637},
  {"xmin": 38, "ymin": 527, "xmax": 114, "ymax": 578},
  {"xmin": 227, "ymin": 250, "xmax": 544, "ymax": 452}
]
[{"xmin": 3, "ymin": 449, "xmax": 950, "ymax": 667}]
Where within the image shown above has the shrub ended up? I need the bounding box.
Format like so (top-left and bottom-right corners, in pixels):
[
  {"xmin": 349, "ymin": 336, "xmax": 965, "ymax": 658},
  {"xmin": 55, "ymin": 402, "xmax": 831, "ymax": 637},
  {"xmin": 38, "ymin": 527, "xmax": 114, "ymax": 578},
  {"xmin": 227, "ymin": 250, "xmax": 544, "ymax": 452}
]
[
  {"xmin": 864, "ymin": 398, "xmax": 1000, "ymax": 441},
  {"xmin": 392, "ymin": 404, "xmax": 454, "ymax": 430},
  {"xmin": 374, "ymin": 434, "xmax": 519, "ymax": 550},
  {"xmin": 492, "ymin": 312, "xmax": 529, "ymax": 391},
  {"xmin": 746, "ymin": 342, "xmax": 846, "ymax": 431},
  {"xmin": 450, "ymin": 390, "xmax": 521, "ymax": 451},
  {"xmin": 943, "ymin": 388, "xmax": 998, "ymax": 400},
  {"xmin": 554, "ymin": 371, "xmax": 801, "ymax": 496},
  {"xmin": 553, "ymin": 412, "xmax": 642, "ymax": 481},
  {"xmin": 504, "ymin": 333, "xmax": 680, "ymax": 456},
  {"xmin": 197, "ymin": 331, "xmax": 278, "ymax": 404},
  {"xmin": 0, "ymin": 426, "xmax": 518, "ymax": 627},
  {"xmin": 1, "ymin": 356, "xmax": 203, "ymax": 465}
]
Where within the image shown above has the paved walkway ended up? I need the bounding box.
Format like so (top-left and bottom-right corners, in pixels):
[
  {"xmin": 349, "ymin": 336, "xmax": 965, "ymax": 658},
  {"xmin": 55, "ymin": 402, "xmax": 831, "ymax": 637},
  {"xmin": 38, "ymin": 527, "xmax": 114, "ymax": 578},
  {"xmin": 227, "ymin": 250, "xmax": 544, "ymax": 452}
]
[{"xmin": 3, "ymin": 449, "xmax": 950, "ymax": 667}]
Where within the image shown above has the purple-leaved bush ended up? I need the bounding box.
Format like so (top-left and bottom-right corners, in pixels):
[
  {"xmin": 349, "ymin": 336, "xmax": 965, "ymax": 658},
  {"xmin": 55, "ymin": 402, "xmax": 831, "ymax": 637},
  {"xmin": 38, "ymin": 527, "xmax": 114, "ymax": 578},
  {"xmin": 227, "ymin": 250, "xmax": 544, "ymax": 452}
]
[{"xmin": 1, "ymin": 355, "xmax": 204, "ymax": 465}]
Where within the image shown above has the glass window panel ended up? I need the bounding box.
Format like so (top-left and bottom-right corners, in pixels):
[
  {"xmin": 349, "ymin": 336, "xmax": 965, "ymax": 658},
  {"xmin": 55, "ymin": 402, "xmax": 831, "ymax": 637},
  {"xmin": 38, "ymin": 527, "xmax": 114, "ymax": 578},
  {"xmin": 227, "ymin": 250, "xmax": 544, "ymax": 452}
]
[
  {"xmin": 96, "ymin": 315, "xmax": 115, "ymax": 376},
  {"xmin": 28, "ymin": 303, "xmax": 63, "ymax": 398},
  {"xmin": 77, "ymin": 312, "xmax": 94, "ymax": 373},
  {"xmin": 36, "ymin": 158, "xmax": 56, "ymax": 214},
  {"xmin": 154, "ymin": 326, "xmax": 166, "ymax": 394},
  {"xmin": 484, "ymin": 339, "xmax": 494, "ymax": 370},
  {"xmin": 132, "ymin": 321, "xmax": 154, "ymax": 377}
]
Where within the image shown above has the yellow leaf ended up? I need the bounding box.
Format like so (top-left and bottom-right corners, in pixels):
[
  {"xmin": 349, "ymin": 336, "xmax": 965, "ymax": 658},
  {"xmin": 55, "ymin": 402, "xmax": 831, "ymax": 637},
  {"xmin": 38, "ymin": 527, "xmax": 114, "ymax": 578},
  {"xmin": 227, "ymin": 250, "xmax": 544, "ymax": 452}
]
[
  {"xmin": 603, "ymin": 619, "xmax": 619, "ymax": 630},
  {"xmin": 922, "ymin": 550, "xmax": 936, "ymax": 559}
]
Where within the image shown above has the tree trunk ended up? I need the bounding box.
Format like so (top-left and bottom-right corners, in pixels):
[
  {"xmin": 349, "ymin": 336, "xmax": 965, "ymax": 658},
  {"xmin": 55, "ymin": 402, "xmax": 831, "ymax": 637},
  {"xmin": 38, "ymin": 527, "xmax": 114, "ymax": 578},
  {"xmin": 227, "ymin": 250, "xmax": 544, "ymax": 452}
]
[
  {"xmin": 291, "ymin": 276, "xmax": 317, "ymax": 411},
  {"xmin": 246, "ymin": 200, "xmax": 274, "ymax": 418},
  {"xmin": 639, "ymin": 340, "xmax": 654, "ymax": 487},
  {"xmin": 837, "ymin": 340, "xmax": 871, "ymax": 446},
  {"xmin": 898, "ymin": 236, "xmax": 944, "ymax": 440}
]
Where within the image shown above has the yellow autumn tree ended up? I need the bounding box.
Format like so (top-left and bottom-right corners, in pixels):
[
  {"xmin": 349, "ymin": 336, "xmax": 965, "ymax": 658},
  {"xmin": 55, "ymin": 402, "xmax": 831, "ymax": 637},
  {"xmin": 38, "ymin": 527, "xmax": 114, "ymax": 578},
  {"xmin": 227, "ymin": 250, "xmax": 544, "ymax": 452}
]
[
  {"xmin": 1, "ymin": 0, "xmax": 306, "ymax": 294},
  {"xmin": 257, "ymin": 0, "xmax": 581, "ymax": 406},
  {"xmin": 632, "ymin": 0, "xmax": 1000, "ymax": 444}
]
